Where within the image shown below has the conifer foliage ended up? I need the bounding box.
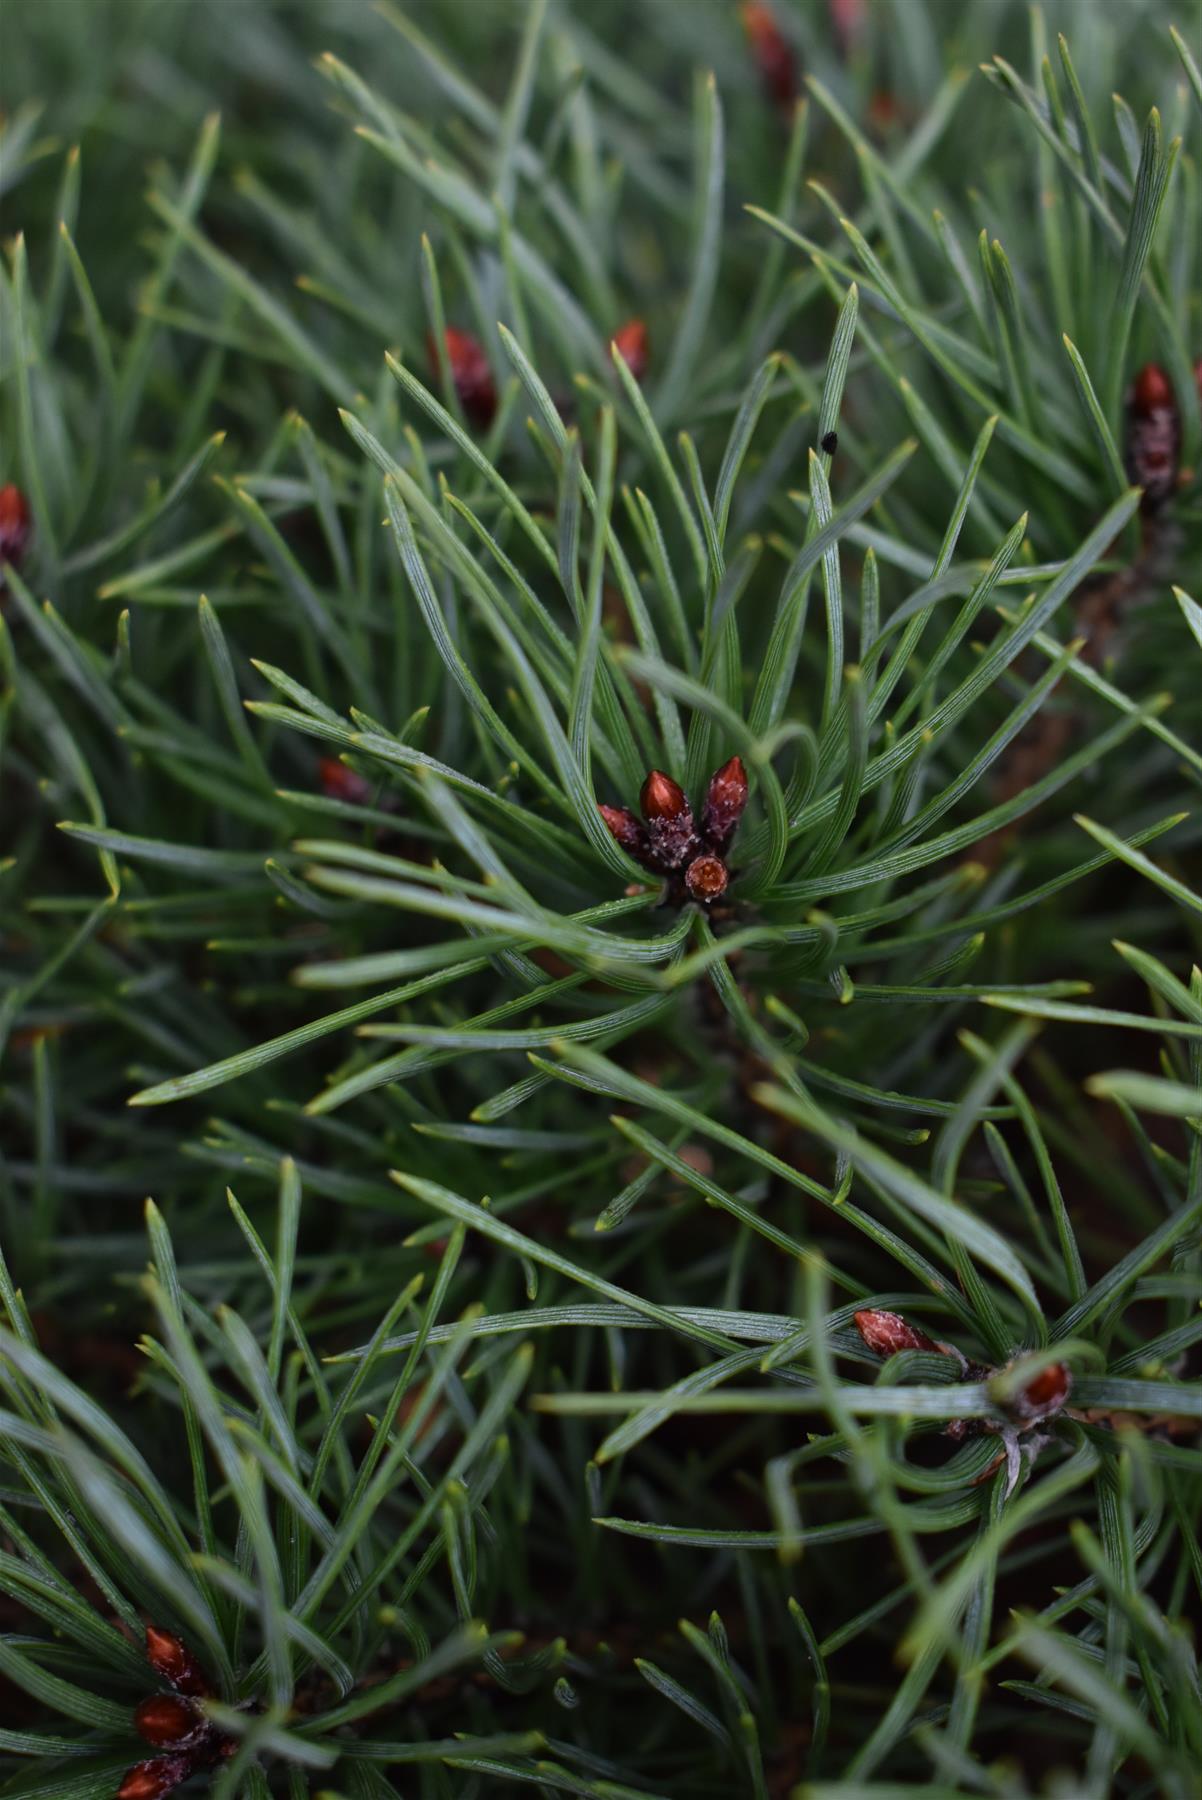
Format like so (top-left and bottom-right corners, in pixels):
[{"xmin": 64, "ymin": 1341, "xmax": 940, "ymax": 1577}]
[{"xmin": 1, "ymin": 3, "xmax": 1200, "ymax": 1796}]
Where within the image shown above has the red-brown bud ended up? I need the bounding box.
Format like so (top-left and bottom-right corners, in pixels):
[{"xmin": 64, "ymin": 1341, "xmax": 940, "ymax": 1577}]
[
  {"xmin": 318, "ymin": 757, "xmax": 372, "ymax": 805},
  {"xmin": 611, "ymin": 318, "xmax": 649, "ymax": 384},
  {"xmin": 598, "ymin": 803, "xmax": 648, "ymax": 860},
  {"xmin": 117, "ymin": 1756, "xmax": 193, "ymax": 1800},
  {"xmin": 640, "ymin": 770, "xmax": 688, "ymax": 821},
  {"xmin": 684, "ymin": 854, "xmax": 729, "ymax": 904},
  {"xmin": 639, "ymin": 770, "xmax": 698, "ymax": 871},
  {"xmin": 0, "ymin": 483, "xmax": 31, "ymax": 576},
  {"xmin": 830, "ymin": 0, "xmax": 867, "ymax": 56},
  {"xmin": 741, "ymin": 4, "xmax": 799, "ymax": 113},
  {"xmin": 144, "ymin": 1626, "xmax": 208, "ymax": 1697},
  {"xmin": 701, "ymin": 755, "xmax": 749, "ymax": 856},
  {"xmin": 1131, "ymin": 363, "xmax": 1173, "ymax": 411},
  {"xmin": 1009, "ymin": 1360, "xmax": 1072, "ymax": 1425},
  {"xmin": 1125, "ymin": 362, "xmax": 1180, "ymax": 512},
  {"xmin": 853, "ymin": 1308, "xmax": 942, "ymax": 1359},
  {"xmin": 134, "ymin": 1694, "xmax": 205, "ymax": 1750},
  {"xmin": 867, "ymin": 90, "xmax": 904, "ymax": 135},
  {"xmin": 429, "ymin": 327, "xmax": 497, "ymax": 431}
]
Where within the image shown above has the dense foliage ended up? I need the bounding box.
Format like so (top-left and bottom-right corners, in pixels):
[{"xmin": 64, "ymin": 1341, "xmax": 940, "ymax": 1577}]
[{"xmin": 2, "ymin": 3, "xmax": 1200, "ymax": 1796}]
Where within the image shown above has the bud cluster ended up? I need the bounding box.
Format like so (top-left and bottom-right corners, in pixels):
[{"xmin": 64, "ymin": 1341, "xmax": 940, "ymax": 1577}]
[
  {"xmin": 852, "ymin": 1308, "xmax": 1073, "ymax": 1494},
  {"xmin": 118, "ymin": 1627, "xmax": 235, "ymax": 1800},
  {"xmin": 599, "ymin": 756, "xmax": 749, "ymax": 907}
]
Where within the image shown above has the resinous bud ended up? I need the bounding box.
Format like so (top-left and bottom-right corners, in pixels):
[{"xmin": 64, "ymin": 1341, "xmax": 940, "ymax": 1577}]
[
  {"xmin": 1009, "ymin": 1360, "xmax": 1072, "ymax": 1425},
  {"xmin": 685, "ymin": 854, "xmax": 729, "ymax": 904},
  {"xmin": 598, "ymin": 803, "xmax": 648, "ymax": 860},
  {"xmin": 117, "ymin": 1756, "xmax": 194, "ymax": 1800},
  {"xmin": 741, "ymin": 3, "xmax": 799, "ymax": 112},
  {"xmin": 144, "ymin": 1626, "xmax": 208, "ymax": 1697},
  {"xmin": 639, "ymin": 770, "xmax": 698, "ymax": 871},
  {"xmin": 429, "ymin": 327, "xmax": 497, "ymax": 431},
  {"xmin": 134, "ymin": 1694, "xmax": 205, "ymax": 1750},
  {"xmin": 0, "ymin": 483, "xmax": 32, "ymax": 578},
  {"xmin": 853, "ymin": 1308, "xmax": 941, "ymax": 1359},
  {"xmin": 701, "ymin": 755, "xmax": 749, "ymax": 855},
  {"xmin": 1125, "ymin": 362, "xmax": 1180, "ymax": 512},
  {"xmin": 611, "ymin": 318, "xmax": 649, "ymax": 383}
]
